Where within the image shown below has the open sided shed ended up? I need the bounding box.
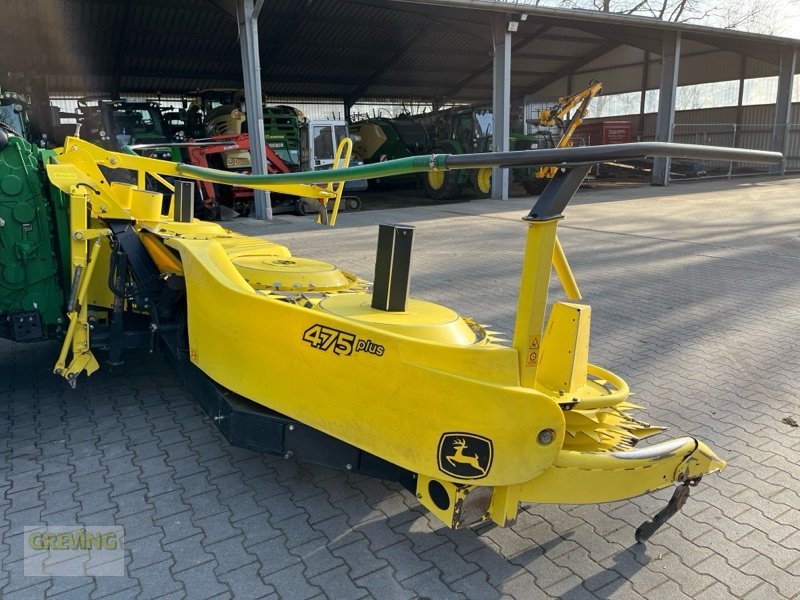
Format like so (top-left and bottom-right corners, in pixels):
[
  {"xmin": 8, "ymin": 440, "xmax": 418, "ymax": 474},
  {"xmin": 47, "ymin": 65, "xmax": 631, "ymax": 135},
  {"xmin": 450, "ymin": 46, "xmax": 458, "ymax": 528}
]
[{"xmin": 2, "ymin": 0, "xmax": 798, "ymax": 193}]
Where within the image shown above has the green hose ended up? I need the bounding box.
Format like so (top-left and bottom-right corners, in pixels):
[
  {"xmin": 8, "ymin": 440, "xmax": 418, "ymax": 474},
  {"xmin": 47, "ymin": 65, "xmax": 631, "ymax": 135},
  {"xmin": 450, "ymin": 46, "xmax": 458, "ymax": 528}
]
[{"xmin": 174, "ymin": 154, "xmax": 449, "ymax": 186}]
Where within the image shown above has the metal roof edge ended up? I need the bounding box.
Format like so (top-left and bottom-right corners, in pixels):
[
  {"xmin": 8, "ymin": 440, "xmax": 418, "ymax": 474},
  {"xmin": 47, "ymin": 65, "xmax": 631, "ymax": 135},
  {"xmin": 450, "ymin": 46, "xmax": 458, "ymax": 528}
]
[{"xmin": 390, "ymin": 0, "xmax": 800, "ymax": 47}]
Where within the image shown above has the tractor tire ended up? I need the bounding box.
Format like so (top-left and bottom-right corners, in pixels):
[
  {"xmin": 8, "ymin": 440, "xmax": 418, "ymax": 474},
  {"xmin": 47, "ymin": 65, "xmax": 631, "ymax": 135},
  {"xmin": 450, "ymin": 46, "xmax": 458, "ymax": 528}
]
[
  {"xmin": 470, "ymin": 167, "xmax": 492, "ymax": 196},
  {"xmin": 424, "ymin": 143, "xmax": 463, "ymax": 200},
  {"xmin": 295, "ymin": 198, "xmax": 317, "ymax": 216},
  {"xmin": 294, "ymin": 199, "xmax": 307, "ymax": 216}
]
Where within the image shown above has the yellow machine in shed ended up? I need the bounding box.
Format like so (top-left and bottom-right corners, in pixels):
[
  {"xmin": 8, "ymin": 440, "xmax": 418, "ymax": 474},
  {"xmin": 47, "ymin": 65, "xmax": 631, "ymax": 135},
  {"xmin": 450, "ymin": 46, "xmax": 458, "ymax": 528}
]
[{"xmin": 1, "ymin": 127, "xmax": 781, "ymax": 541}]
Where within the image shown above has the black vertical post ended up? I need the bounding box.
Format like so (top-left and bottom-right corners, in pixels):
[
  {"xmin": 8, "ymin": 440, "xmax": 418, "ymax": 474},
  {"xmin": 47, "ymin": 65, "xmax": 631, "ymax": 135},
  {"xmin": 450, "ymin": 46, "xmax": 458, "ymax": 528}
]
[
  {"xmin": 174, "ymin": 180, "xmax": 194, "ymax": 222},
  {"xmin": 372, "ymin": 224, "xmax": 414, "ymax": 312}
]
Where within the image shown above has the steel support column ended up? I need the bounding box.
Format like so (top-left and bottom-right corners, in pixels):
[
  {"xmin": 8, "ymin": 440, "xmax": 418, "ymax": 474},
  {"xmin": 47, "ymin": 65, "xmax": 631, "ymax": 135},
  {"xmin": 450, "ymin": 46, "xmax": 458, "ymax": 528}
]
[
  {"xmin": 652, "ymin": 31, "xmax": 681, "ymax": 186},
  {"xmin": 238, "ymin": 0, "xmax": 272, "ymax": 219},
  {"xmin": 770, "ymin": 46, "xmax": 796, "ymax": 175},
  {"xmin": 491, "ymin": 14, "xmax": 511, "ymax": 200},
  {"xmin": 735, "ymin": 54, "xmax": 746, "ymax": 127},
  {"xmin": 638, "ymin": 52, "xmax": 649, "ymax": 141}
]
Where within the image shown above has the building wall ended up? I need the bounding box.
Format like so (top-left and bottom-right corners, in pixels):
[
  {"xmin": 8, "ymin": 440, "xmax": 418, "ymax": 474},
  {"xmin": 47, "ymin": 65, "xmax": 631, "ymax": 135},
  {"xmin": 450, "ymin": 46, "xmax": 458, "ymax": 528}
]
[{"xmin": 583, "ymin": 102, "xmax": 800, "ymax": 171}]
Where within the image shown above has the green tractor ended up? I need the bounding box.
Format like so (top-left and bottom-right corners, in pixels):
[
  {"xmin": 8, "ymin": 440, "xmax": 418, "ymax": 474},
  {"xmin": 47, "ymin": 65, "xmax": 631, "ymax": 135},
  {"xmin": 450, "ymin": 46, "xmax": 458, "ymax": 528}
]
[
  {"xmin": 76, "ymin": 98, "xmax": 182, "ymax": 162},
  {"xmin": 193, "ymin": 91, "xmax": 365, "ymax": 215},
  {"xmin": 0, "ymin": 126, "xmax": 70, "ymax": 343},
  {"xmin": 192, "ymin": 90, "xmax": 304, "ymax": 168},
  {"xmin": 351, "ymin": 106, "xmax": 546, "ymax": 200},
  {"xmin": 0, "ymin": 88, "xmax": 58, "ymax": 148},
  {"xmin": 414, "ymin": 106, "xmax": 493, "ymax": 199},
  {"xmin": 413, "ymin": 106, "xmax": 544, "ymax": 200},
  {"xmin": 0, "ymin": 90, "xmax": 34, "ymax": 142},
  {"xmin": 349, "ymin": 115, "xmax": 428, "ymax": 187}
]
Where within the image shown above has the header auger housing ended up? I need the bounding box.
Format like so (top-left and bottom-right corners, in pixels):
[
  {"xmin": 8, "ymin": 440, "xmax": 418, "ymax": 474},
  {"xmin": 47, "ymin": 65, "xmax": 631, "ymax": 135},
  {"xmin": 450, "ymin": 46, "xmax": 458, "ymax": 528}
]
[{"xmin": 0, "ymin": 127, "xmax": 781, "ymax": 541}]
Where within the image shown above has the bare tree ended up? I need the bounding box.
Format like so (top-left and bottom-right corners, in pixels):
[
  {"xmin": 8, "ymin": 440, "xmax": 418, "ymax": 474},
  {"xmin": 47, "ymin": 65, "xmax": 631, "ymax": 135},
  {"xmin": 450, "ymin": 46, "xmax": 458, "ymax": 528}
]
[{"xmin": 504, "ymin": 0, "xmax": 787, "ymax": 34}]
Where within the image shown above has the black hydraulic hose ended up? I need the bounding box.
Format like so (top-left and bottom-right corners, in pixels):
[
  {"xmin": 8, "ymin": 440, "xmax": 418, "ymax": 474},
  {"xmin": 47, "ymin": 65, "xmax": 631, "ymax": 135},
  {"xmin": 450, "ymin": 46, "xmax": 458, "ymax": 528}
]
[
  {"xmin": 445, "ymin": 142, "xmax": 783, "ymax": 169},
  {"xmin": 107, "ymin": 246, "xmax": 128, "ymax": 299}
]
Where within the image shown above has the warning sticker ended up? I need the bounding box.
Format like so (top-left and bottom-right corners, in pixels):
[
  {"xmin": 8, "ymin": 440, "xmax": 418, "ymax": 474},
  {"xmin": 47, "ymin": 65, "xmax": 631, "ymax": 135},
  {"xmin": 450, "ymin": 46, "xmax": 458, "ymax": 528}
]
[{"xmin": 526, "ymin": 335, "xmax": 540, "ymax": 367}]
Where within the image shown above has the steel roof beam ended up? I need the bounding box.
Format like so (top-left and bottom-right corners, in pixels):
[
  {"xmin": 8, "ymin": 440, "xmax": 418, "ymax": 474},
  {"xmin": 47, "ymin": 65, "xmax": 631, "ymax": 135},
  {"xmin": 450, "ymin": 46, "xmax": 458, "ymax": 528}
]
[
  {"xmin": 441, "ymin": 25, "xmax": 552, "ymax": 100},
  {"xmin": 522, "ymin": 41, "xmax": 620, "ymax": 97},
  {"xmin": 344, "ymin": 22, "xmax": 436, "ymax": 106}
]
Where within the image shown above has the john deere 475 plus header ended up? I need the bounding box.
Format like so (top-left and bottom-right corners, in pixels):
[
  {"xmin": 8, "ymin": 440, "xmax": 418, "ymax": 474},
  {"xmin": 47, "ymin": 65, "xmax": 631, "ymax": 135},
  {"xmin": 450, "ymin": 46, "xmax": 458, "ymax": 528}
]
[{"xmin": 0, "ymin": 121, "xmax": 781, "ymax": 541}]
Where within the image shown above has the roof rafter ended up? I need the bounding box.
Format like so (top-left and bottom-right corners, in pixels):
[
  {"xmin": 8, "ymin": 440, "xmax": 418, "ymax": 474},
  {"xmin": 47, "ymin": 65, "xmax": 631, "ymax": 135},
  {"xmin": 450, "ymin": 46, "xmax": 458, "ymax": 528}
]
[{"xmin": 441, "ymin": 24, "xmax": 553, "ymax": 99}]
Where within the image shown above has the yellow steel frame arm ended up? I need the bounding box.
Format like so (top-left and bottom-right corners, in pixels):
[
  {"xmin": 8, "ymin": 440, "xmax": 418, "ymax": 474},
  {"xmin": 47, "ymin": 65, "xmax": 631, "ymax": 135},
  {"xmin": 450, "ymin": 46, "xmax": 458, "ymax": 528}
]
[
  {"xmin": 53, "ymin": 185, "xmax": 111, "ymax": 386},
  {"xmin": 324, "ymin": 137, "xmax": 354, "ymax": 227},
  {"xmin": 51, "ymin": 137, "xmax": 335, "ymax": 221}
]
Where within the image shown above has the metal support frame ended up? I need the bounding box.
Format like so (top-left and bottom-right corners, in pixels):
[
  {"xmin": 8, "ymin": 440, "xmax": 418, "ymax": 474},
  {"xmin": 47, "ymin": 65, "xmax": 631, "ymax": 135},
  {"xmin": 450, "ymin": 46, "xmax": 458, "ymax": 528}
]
[
  {"xmin": 770, "ymin": 46, "xmax": 796, "ymax": 175},
  {"xmin": 652, "ymin": 31, "xmax": 681, "ymax": 186},
  {"xmin": 525, "ymin": 166, "xmax": 593, "ymax": 222},
  {"xmin": 512, "ymin": 166, "xmax": 592, "ymax": 389},
  {"xmin": 491, "ymin": 14, "xmax": 511, "ymax": 200},
  {"xmin": 237, "ymin": 0, "xmax": 272, "ymax": 219}
]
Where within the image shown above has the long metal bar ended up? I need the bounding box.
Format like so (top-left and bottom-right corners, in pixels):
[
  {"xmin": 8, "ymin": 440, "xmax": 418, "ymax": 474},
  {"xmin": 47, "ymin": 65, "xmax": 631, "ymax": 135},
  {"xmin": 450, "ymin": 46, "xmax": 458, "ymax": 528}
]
[
  {"xmin": 65, "ymin": 137, "xmax": 782, "ymax": 194},
  {"xmin": 174, "ymin": 142, "xmax": 783, "ymax": 187},
  {"xmin": 443, "ymin": 142, "xmax": 782, "ymax": 170}
]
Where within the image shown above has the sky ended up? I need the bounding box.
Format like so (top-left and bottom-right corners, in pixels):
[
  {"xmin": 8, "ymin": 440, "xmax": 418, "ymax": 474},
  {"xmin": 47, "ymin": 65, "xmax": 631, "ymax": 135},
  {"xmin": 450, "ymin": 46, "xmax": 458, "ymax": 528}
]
[
  {"xmin": 508, "ymin": 0, "xmax": 800, "ymax": 37},
  {"xmin": 777, "ymin": 8, "xmax": 800, "ymax": 37}
]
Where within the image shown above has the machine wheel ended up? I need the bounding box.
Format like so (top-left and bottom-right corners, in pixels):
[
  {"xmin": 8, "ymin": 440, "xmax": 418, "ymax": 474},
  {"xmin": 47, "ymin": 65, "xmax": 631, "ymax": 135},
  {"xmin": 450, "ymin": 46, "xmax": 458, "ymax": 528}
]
[
  {"xmin": 295, "ymin": 198, "xmax": 324, "ymax": 218},
  {"xmin": 294, "ymin": 198, "xmax": 311, "ymax": 216},
  {"xmin": 344, "ymin": 196, "xmax": 361, "ymax": 211},
  {"xmin": 471, "ymin": 168, "xmax": 492, "ymax": 195},
  {"xmin": 424, "ymin": 143, "xmax": 463, "ymax": 200}
]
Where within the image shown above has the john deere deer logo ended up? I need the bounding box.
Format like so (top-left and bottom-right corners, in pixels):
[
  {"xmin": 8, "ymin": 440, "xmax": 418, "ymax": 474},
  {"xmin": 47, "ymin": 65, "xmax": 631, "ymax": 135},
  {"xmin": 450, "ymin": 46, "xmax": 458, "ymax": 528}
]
[{"xmin": 437, "ymin": 433, "xmax": 493, "ymax": 480}]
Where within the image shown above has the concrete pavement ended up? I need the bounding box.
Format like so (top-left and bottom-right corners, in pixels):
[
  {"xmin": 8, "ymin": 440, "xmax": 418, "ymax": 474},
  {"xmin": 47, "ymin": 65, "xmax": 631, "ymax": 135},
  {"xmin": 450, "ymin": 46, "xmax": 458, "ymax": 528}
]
[{"xmin": 2, "ymin": 175, "xmax": 799, "ymax": 599}]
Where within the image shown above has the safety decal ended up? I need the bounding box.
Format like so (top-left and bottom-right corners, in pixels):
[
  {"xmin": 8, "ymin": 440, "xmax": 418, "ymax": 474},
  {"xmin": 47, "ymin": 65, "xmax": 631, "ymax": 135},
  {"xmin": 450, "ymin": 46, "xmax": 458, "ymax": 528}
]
[{"xmin": 526, "ymin": 335, "xmax": 540, "ymax": 367}]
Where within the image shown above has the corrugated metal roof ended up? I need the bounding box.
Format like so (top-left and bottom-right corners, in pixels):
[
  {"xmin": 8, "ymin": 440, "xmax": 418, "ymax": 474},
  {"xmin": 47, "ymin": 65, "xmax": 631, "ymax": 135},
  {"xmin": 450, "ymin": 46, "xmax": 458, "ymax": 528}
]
[{"xmin": 1, "ymin": 0, "xmax": 798, "ymax": 102}]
